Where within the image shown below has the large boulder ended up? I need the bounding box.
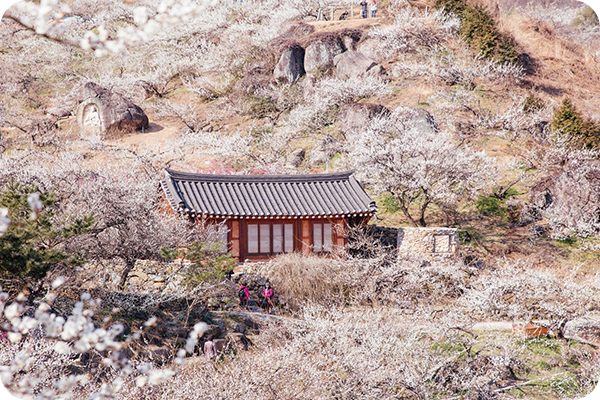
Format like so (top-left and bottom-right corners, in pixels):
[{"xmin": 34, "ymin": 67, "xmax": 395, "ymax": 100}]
[
  {"xmin": 333, "ymin": 51, "xmax": 384, "ymax": 80},
  {"xmin": 300, "ymin": 75, "xmax": 318, "ymax": 101},
  {"xmin": 563, "ymin": 316, "xmax": 600, "ymax": 346},
  {"xmin": 398, "ymin": 107, "xmax": 438, "ymax": 135},
  {"xmin": 304, "ymin": 33, "xmax": 345, "ymax": 76},
  {"xmin": 309, "ymin": 135, "xmax": 341, "ymax": 165},
  {"xmin": 337, "ymin": 102, "xmax": 391, "ymax": 141},
  {"xmin": 529, "ymin": 161, "xmax": 600, "ymax": 236},
  {"xmin": 286, "ymin": 148, "xmax": 305, "ymax": 167},
  {"xmin": 356, "ymin": 38, "xmax": 390, "ymax": 63},
  {"xmin": 76, "ymin": 82, "xmax": 149, "ymax": 138},
  {"xmin": 273, "ymin": 43, "xmax": 306, "ymax": 84}
]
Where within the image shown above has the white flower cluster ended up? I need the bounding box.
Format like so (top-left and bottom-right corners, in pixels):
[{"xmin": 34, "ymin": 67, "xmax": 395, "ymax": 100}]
[
  {"xmin": 11, "ymin": 0, "xmax": 72, "ymax": 36},
  {"xmin": 8, "ymin": 0, "xmax": 218, "ymax": 56},
  {"xmin": 80, "ymin": 0, "xmax": 218, "ymax": 56},
  {"xmin": 0, "ymin": 275, "xmax": 208, "ymax": 398},
  {"xmin": 0, "ymin": 208, "xmax": 9, "ymax": 236}
]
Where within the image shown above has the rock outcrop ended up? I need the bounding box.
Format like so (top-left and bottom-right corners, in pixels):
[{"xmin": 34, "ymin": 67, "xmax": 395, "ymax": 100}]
[
  {"xmin": 529, "ymin": 161, "xmax": 600, "ymax": 234},
  {"xmin": 309, "ymin": 135, "xmax": 340, "ymax": 165},
  {"xmin": 304, "ymin": 33, "xmax": 345, "ymax": 76},
  {"xmin": 396, "ymin": 107, "xmax": 438, "ymax": 135},
  {"xmin": 76, "ymin": 82, "xmax": 149, "ymax": 138},
  {"xmin": 338, "ymin": 102, "xmax": 390, "ymax": 141},
  {"xmin": 286, "ymin": 148, "xmax": 305, "ymax": 167},
  {"xmin": 563, "ymin": 316, "xmax": 600, "ymax": 346},
  {"xmin": 333, "ymin": 51, "xmax": 384, "ymax": 79},
  {"xmin": 273, "ymin": 43, "xmax": 306, "ymax": 84},
  {"xmin": 356, "ymin": 38, "xmax": 389, "ymax": 63}
]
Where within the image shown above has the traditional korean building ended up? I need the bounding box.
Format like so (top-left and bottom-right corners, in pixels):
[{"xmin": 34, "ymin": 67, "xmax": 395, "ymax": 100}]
[{"xmin": 160, "ymin": 168, "xmax": 377, "ymax": 262}]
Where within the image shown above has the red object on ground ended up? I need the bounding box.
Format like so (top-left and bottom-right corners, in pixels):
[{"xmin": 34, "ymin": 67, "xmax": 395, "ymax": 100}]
[{"xmin": 512, "ymin": 322, "xmax": 549, "ymax": 338}]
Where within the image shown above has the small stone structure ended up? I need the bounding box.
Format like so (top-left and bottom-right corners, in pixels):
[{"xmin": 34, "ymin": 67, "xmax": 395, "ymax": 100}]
[
  {"xmin": 397, "ymin": 227, "xmax": 459, "ymax": 263},
  {"xmin": 76, "ymin": 82, "xmax": 149, "ymax": 139}
]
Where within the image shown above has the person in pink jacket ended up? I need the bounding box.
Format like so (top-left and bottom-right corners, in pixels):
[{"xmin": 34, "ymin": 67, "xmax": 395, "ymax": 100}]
[
  {"xmin": 262, "ymin": 282, "xmax": 274, "ymax": 314},
  {"xmin": 204, "ymin": 337, "xmax": 218, "ymax": 360},
  {"xmin": 238, "ymin": 284, "xmax": 250, "ymax": 309}
]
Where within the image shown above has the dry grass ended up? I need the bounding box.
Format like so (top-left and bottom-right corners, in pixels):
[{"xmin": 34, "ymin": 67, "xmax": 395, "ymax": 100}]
[
  {"xmin": 499, "ymin": 10, "xmax": 600, "ymax": 115},
  {"xmin": 269, "ymin": 253, "xmax": 351, "ymax": 309}
]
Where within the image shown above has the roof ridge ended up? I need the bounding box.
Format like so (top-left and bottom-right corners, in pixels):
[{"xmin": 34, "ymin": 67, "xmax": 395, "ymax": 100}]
[{"xmin": 164, "ymin": 168, "xmax": 355, "ymax": 183}]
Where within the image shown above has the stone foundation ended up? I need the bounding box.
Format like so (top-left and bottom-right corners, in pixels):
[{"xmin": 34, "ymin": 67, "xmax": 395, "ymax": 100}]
[{"xmin": 397, "ymin": 227, "xmax": 459, "ymax": 263}]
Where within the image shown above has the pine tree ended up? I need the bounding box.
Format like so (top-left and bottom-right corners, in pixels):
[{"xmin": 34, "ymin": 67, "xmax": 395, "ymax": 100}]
[
  {"xmin": 0, "ymin": 181, "xmax": 94, "ymax": 281},
  {"xmin": 552, "ymin": 98, "xmax": 600, "ymax": 149}
]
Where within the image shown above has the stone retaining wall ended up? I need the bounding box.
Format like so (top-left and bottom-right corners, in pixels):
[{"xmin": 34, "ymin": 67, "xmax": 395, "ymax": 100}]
[
  {"xmin": 80, "ymin": 259, "xmax": 188, "ymax": 293},
  {"xmin": 397, "ymin": 227, "xmax": 459, "ymax": 263}
]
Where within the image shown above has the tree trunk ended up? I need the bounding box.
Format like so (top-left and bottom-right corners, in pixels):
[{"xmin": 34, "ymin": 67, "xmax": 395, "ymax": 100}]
[
  {"xmin": 118, "ymin": 259, "xmax": 136, "ymax": 290},
  {"xmin": 27, "ymin": 280, "xmax": 44, "ymax": 306},
  {"xmin": 399, "ymin": 203, "xmax": 419, "ymax": 227},
  {"xmin": 417, "ymin": 199, "xmax": 431, "ymax": 227}
]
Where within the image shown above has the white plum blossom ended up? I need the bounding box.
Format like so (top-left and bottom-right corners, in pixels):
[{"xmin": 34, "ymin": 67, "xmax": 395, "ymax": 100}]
[
  {"xmin": 27, "ymin": 192, "xmax": 42, "ymax": 212},
  {"xmin": 0, "ymin": 208, "xmax": 10, "ymax": 235},
  {"xmin": 8, "ymin": 333, "xmax": 22, "ymax": 343},
  {"xmin": 0, "ymin": 280, "xmax": 213, "ymax": 398},
  {"xmin": 51, "ymin": 276, "xmax": 65, "ymax": 289},
  {"xmin": 6, "ymin": 0, "xmax": 217, "ymax": 55},
  {"xmin": 53, "ymin": 342, "xmax": 71, "ymax": 354}
]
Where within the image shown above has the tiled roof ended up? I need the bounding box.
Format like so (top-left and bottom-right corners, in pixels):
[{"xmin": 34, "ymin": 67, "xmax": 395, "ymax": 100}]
[{"xmin": 160, "ymin": 168, "xmax": 377, "ymax": 218}]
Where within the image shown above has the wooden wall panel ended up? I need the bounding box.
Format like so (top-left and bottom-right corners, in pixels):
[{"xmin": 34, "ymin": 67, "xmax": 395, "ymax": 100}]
[{"xmin": 231, "ymin": 220, "xmax": 240, "ymax": 257}]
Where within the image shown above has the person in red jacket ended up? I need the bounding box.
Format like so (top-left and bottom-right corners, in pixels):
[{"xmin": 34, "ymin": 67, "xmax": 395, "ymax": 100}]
[
  {"xmin": 262, "ymin": 282, "xmax": 274, "ymax": 314},
  {"xmin": 238, "ymin": 284, "xmax": 250, "ymax": 309}
]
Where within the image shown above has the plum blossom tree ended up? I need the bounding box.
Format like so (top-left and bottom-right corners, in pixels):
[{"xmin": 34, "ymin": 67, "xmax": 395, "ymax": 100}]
[
  {"xmin": 0, "ymin": 149, "xmax": 201, "ymax": 290},
  {"xmin": 349, "ymin": 107, "xmax": 497, "ymax": 226},
  {"xmin": 524, "ymin": 133, "xmax": 600, "ymax": 238}
]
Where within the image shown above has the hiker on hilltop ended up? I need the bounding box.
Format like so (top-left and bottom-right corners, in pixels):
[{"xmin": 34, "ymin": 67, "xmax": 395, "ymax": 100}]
[
  {"xmin": 360, "ymin": 0, "xmax": 368, "ymax": 18},
  {"xmin": 369, "ymin": 0, "xmax": 377, "ymax": 17},
  {"xmin": 262, "ymin": 282, "xmax": 274, "ymax": 314},
  {"xmin": 238, "ymin": 284, "xmax": 250, "ymax": 310}
]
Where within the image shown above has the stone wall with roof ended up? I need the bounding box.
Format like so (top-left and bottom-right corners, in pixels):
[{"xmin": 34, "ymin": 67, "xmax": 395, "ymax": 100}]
[{"xmin": 397, "ymin": 227, "xmax": 459, "ymax": 263}]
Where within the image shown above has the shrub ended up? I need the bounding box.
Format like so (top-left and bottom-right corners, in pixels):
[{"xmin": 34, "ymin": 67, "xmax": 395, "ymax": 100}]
[
  {"xmin": 461, "ymin": 5, "xmax": 498, "ymax": 58},
  {"xmin": 523, "ymin": 92, "xmax": 545, "ymax": 113},
  {"xmin": 434, "ymin": 0, "xmax": 466, "ymax": 16},
  {"xmin": 435, "ymin": 0, "xmax": 520, "ymax": 64},
  {"xmin": 379, "ymin": 193, "xmax": 401, "ymax": 213},
  {"xmin": 476, "ymin": 194, "xmax": 505, "ymax": 218},
  {"xmin": 552, "ymin": 98, "xmax": 600, "ymax": 149},
  {"xmin": 475, "ymin": 188, "xmax": 518, "ymax": 219},
  {"xmin": 162, "ymin": 242, "xmax": 237, "ymax": 289},
  {"xmin": 574, "ymin": 6, "xmax": 599, "ymax": 26}
]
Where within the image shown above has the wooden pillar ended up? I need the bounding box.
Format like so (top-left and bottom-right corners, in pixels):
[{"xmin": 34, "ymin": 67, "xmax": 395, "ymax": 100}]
[
  {"xmin": 301, "ymin": 220, "xmax": 311, "ymax": 254},
  {"xmin": 334, "ymin": 218, "xmax": 347, "ymax": 251}
]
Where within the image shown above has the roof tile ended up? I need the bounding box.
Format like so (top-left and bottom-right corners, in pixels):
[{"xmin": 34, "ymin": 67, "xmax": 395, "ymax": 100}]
[{"xmin": 161, "ymin": 169, "xmax": 377, "ymax": 217}]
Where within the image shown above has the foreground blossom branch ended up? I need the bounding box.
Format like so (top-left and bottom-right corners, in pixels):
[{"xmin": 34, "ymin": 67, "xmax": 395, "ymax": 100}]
[
  {"xmin": 0, "ymin": 276, "xmax": 208, "ymax": 399},
  {"xmin": 4, "ymin": 0, "xmax": 218, "ymax": 56}
]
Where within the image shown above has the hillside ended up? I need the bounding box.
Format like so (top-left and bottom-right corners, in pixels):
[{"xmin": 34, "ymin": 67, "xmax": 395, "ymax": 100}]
[{"xmin": 1, "ymin": 0, "xmax": 600, "ymax": 398}]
